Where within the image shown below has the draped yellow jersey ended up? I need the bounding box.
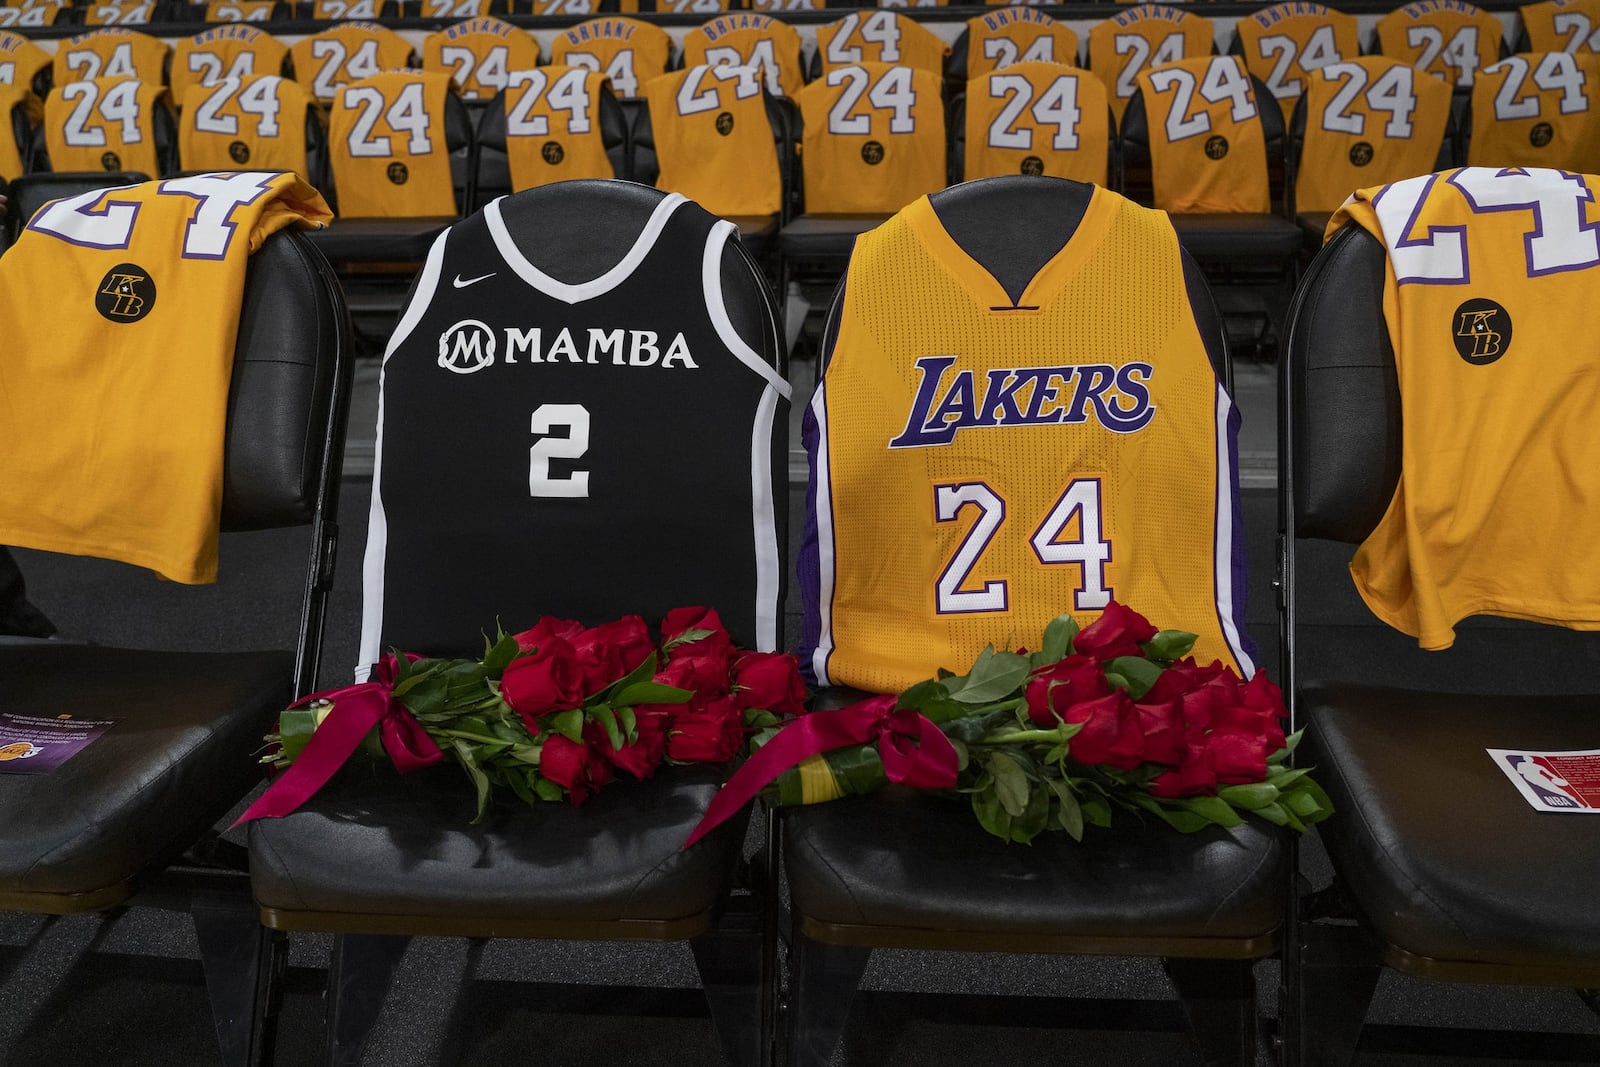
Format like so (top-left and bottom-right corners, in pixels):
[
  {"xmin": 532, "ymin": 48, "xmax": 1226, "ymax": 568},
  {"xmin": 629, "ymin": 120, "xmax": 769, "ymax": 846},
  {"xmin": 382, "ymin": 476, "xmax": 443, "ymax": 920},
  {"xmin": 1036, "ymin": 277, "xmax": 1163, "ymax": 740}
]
[
  {"xmin": 1468, "ymin": 51, "xmax": 1600, "ymax": 169},
  {"xmin": 0, "ymin": 2, "xmax": 63, "ymax": 29},
  {"xmin": 500, "ymin": 66, "xmax": 616, "ymax": 191},
  {"xmin": 45, "ymin": 77, "xmax": 167, "ymax": 175},
  {"xmin": 1375, "ymin": 1, "xmax": 1505, "ymax": 88},
  {"xmin": 171, "ymin": 25, "xmax": 289, "ymax": 103},
  {"xmin": 179, "ymin": 75, "xmax": 314, "ymax": 176},
  {"xmin": 420, "ymin": 0, "xmax": 490, "ymax": 15},
  {"xmin": 329, "ymin": 70, "xmax": 456, "ymax": 217},
  {"xmin": 549, "ymin": 17, "xmax": 671, "ymax": 100},
  {"xmin": 642, "ymin": 64, "xmax": 782, "ymax": 216},
  {"xmin": 0, "ymin": 172, "xmax": 331, "ymax": 584},
  {"xmin": 1235, "ymin": 2, "xmax": 1361, "ymax": 108},
  {"xmin": 313, "ymin": 0, "xmax": 383, "ymax": 18},
  {"xmin": 1521, "ymin": 0, "xmax": 1600, "ymax": 54},
  {"xmin": 815, "ymin": 11, "xmax": 951, "ymax": 77},
  {"xmin": 1138, "ymin": 54, "xmax": 1270, "ymax": 213},
  {"xmin": 1330, "ymin": 167, "xmax": 1600, "ymax": 648},
  {"xmin": 798, "ymin": 188, "xmax": 1255, "ymax": 691},
  {"xmin": 794, "ymin": 61, "xmax": 946, "ymax": 214},
  {"xmin": 81, "ymin": 0, "xmax": 154, "ymax": 27},
  {"xmin": 681, "ymin": 13, "xmax": 805, "ymax": 98},
  {"xmin": 0, "ymin": 81, "xmax": 35, "ymax": 180},
  {"xmin": 290, "ymin": 22, "xmax": 414, "ymax": 105},
  {"xmin": 964, "ymin": 62, "xmax": 1109, "ymax": 185},
  {"xmin": 54, "ymin": 29, "xmax": 168, "ymax": 88},
  {"xmin": 748, "ymin": 0, "xmax": 821, "ymax": 11},
  {"xmin": 0, "ymin": 30, "xmax": 49, "ymax": 92},
  {"xmin": 965, "ymin": 8, "xmax": 1080, "ymax": 79},
  {"xmin": 1296, "ymin": 57, "xmax": 1453, "ymax": 213},
  {"xmin": 423, "ymin": 17, "xmax": 542, "ymax": 103},
  {"xmin": 204, "ymin": 0, "xmax": 277, "ymax": 22},
  {"xmin": 1087, "ymin": 4, "xmax": 1216, "ymax": 123}
]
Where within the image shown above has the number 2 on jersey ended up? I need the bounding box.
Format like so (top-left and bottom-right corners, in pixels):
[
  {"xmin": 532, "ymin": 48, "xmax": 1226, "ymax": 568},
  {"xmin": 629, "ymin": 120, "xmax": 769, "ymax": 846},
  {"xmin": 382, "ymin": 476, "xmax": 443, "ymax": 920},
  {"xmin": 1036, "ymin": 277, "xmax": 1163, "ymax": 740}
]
[{"xmin": 530, "ymin": 403, "xmax": 589, "ymax": 497}]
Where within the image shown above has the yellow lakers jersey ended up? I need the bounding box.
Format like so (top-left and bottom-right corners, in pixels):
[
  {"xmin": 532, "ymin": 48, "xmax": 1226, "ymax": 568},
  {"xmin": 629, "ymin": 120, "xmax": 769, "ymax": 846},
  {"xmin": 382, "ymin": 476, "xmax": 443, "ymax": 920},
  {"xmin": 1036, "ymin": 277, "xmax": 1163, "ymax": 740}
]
[
  {"xmin": 1235, "ymin": 2, "xmax": 1362, "ymax": 108},
  {"xmin": 419, "ymin": 0, "xmax": 490, "ymax": 16},
  {"xmin": 53, "ymin": 29, "xmax": 168, "ymax": 89},
  {"xmin": 423, "ymin": 17, "xmax": 541, "ymax": 103},
  {"xmin": 965, "ymin": 7, "xmax": 1080, "ymax": 80},
  {"xmin": 312, "ymin": 0, "xmax": 383, "ymax": 18},
  {"xmin": 290, "ymin": 22, "xmax": 414, "ymax": 105},
  {"xmin": 1296, "ymin": 57, "xmax": 1453, "ymax": 213},
  {"xmin": 794, "ymin": 61, "xmax": 946, "ymax": 214},
  {"xmin": 1376, "ymin": 1, "xmax": 1505, "ymax": 88},
  {"xmin": 964, "ymin": 62, "xmax": 1109, "ymax": 185},
  {"xmin": 171, "ymin": 25, "xmax": 289, "ymax": 103},
  {"xmin": 0, "ymin": 2, "xmax": 63, "ymax": 29},
  {"xmin": 179, "ymin": 75, "xmax": 314, "ymax": 177},
  {"xmin": 499, "ymin": 66, "xmax": 616, "ymax": 191},
  {"xmin": 1468, "ymin": 51, "xmax": 1600, "ymax": 169},
  {"xmin": 1088, "ymin": 4, "xmax": 1217, "ymax": 123},
  {"xmin": 747, "ymin": 0, "xmax": 821, "ymax": 11},
  {"xmin": 620, "ymin": 0, "xmax": 731, "ymax": 11},
  {"xmin": 45, "ymin": 77, "xmax": 167, "ymax": 175},
  {"xmin": 1137, "ymin": 54, "xmax": 1270, "ymax": 213},
  {"xmin": 815, "ymin": 10, "xmax": 951, "ymax": 77},
  {"xmin": 549, "ymin": 17, "xmax": 671, "ymax": 100},
  {"xmin": 1522, "ymin": 0, "xmax": 1600, "ymax": 54},
  {"xmin": 81, "ymin": 0, "xmax": 154, "ymax": 26},
  {"xmin": 529, "ymin": 0, "xmax": 602, "ymax": 14},
  {"xmin": 204, "ymin": 0, "xmax": 277, "ymax": 22},
  {"xmin": 681, "ymin": 13, "xmax": 805, "ymax": 98},
  {"xmin": 0, "ymin": 30, "xmax": 49, "ymax": 92},
  {"xmin": 1330, "ymin": 167, "xmax": 1600, "ymax": 648},
  {"xmin": 328, "ymin": 70, "xmax": 457, "ymax": 217},
  {"xmin": 798, "ymin": 188, "xmax": 1255, "ymax": 691},
  {"xmin": 642, "ymin": 64, "xmax": 782, "ymax": 216},
  {"xmin": 0, "ymin": 172, "xmax": 331, "ymax": 585},
  {"xmin": 0, "ymin": 81, "xmax": 35, "ymax": 180}
]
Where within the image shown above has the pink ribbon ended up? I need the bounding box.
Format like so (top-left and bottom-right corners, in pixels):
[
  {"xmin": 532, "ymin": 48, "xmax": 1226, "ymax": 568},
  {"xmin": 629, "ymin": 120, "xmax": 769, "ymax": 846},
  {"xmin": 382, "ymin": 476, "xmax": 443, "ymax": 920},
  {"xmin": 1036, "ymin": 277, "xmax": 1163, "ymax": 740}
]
[{"xmin": 682, "ymin": 695, "xmax": 959, "ymax": 849}]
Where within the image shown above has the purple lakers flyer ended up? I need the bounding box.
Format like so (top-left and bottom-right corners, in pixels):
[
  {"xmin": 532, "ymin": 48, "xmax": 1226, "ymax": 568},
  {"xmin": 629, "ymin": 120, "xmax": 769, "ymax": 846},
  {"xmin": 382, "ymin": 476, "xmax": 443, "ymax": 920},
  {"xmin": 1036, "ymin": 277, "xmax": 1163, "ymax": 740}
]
[
  {"xmin": 1488, "ymin": 748, "xmax": 1600, "ymax": 812},
  {"xmin": 0, "ymin": 712, "xmax": 118, "ymax": 774}
]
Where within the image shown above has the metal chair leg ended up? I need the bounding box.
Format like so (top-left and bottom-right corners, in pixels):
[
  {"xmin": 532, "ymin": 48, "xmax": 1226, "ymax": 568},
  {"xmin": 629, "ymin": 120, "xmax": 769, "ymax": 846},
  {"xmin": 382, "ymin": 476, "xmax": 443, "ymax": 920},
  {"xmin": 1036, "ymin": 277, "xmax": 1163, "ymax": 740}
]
[
  {"xmin": 784, "ymin": 934, "xmax": 870, "ymax": 1067},
  {"xmin": 324, "ymin": 933, "xmax": 411, "ymax": 1067},
  {"xmin": 1164, "ymin": 956, "xmax": 1260, "ymax": 1067},
  {"xmin": 193, "ymin": 889, "xmax": 275, "ymax": 1067},
  {"xmin": 1288, "ymin": 922, "xmax": 1381, "ymax": 1067}
]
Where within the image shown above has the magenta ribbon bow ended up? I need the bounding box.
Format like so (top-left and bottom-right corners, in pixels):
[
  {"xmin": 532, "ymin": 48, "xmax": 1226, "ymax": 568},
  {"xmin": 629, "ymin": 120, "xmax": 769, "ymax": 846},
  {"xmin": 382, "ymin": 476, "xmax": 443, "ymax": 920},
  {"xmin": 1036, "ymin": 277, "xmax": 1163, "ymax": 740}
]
[
  {"xmin": 682, "ymin": 695, "xmax": 959, "ymax": 849},
  {"xmin": 231, "ymin": 665, "xmax": 444, "ymax": 828}
]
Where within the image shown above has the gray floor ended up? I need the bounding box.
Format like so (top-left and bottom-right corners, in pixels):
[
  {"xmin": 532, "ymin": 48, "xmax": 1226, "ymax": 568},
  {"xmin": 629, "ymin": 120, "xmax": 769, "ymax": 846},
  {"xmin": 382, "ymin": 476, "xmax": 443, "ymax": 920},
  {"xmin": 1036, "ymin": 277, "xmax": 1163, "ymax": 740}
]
[{"xmin": 4, "ymin": 349, "xmax": 1600, "ymax": 1066}]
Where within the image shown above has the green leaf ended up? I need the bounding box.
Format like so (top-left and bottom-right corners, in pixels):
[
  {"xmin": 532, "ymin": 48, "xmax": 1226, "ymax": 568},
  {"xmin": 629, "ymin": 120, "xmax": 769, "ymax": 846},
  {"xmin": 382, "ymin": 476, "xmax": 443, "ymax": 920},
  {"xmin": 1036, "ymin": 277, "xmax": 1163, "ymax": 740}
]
[
  {"xmin": 1010, "ymin": 782, "xmax": 1051, "ymax": 844},
  {"xmin": 1081, "ymin": 795, "xmax": 1113, "ymax": 828},
  {"xmin": 1267, "ymin": 729, "xmax": 1304, "ymax": 765},
  {"xmin": 1140, "ymin": 629, "xmax": 1197, "ymax": 663},
  {"xmin": 617, "ymin": 706, "xmax": 637, "ymax": 740},
  {"xmin": 507, "ymin": 744, "xmax": 541, "ymax": 765},
  {"xmin": 743, "ymin": 708, "xmax": 779, "ymax": 729},
  {"xmin": 943, "ymin": 709, "xmax": 1014, "ymax": 744},
  {"xmin": 612, "ymin": 680, "xmax": 690, "ymax": 707},
  {"xmin": 1041, "ymin": 614, "xmax": 1079, "ymax": 663},
  {"xmin": 1217, "ymin": 782, "xmax": 1280, "ymax": 810},
  {"xmin": 504, "ymin": 765, "xmax": 536, "ymax": 806},
  {"xmin": 590, "ymin": 704, "xmax": 623, "ymax": 751},
  {"xmin": 595, "ymin": 653, "xmax": 660, "ymax": 703},
  {"xmin": 1133, "ymin": 794, "xmax": 1211, "ymax": 832},
  {"xmin": 548, "ymin": 708, "xmax": 583, "ymax": 743},
  {"xmin": 1180, "ymin": 794, "xmax": 1245, "ymax": 827},
  {"xmin": 482, "ymin": 630, "xmax": 523, "ymax": 675},
  {"xmin": 532, "ymin": 776, "xmax": 564, "ymax": 802},
  {"xmin": 662, "ymin": 628, "xmax": 715, "ymax": 652},
  {"xmin": 452, "ymin": 739, "xmax": 493, "ymax": 823},
  {"xmin": 970, "ymin": 784, "xmax": 1013, "ymax": 842},
  {"xmin": 1284, "ymin": 785, "xmax": 1331, "ymax": 819},
  {"xmin": 1045, "ymin": 778, "xmax": 1084, "ymax": 841},
  {"xmin": 987, "ymin": 751, "xmax": 1032, "ymax": 817},
  {"xmin": 1104, "ymin": 656, "xmax": 1165, "ymax": 700},
  {"xmin": 1251, "ymin": 801, "xmax": 1291, "ymax": 826},
  {"xmin": 951, "ymin": 650, "xmax": 1032, "ymax": 705},
  {"xmin": 950, "ymin": 738, "xmax": 969, "ymax": 773}
]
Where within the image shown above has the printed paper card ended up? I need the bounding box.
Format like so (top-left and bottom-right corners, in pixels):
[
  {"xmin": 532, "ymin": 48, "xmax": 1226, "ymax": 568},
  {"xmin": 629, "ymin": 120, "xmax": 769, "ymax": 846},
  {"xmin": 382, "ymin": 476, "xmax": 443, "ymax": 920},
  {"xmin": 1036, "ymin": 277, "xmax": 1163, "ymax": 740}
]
[
  {"xmin": 1488, "ymin": 748, "xmax": 1600, "ymax": 813},
  {"xmin": 0, "ymin": 712, "xmax": 118, "ymax": 774}
]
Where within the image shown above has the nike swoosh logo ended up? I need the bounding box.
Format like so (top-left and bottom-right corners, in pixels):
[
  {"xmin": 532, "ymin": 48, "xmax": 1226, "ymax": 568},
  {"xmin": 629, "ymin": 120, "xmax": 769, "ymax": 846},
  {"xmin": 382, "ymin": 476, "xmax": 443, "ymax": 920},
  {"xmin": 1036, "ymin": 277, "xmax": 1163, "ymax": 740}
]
[{"xmin": 453, "ymin": 272, "xmax": 496, "ymax": 288}]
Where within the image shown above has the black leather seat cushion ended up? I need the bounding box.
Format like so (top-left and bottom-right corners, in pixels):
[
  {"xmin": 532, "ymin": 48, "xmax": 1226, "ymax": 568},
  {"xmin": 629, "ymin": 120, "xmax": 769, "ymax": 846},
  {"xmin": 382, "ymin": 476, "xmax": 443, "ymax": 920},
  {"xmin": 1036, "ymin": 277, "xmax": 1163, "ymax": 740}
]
[
  {"xmin": 1304, "ymin": 682, "xmax": 1600, "ymax": 971},
  {"xmin": 778, "ymin": 214, "xmax": 890, "ymax": 262},
  {"xmin": 1168, "ymin": 213, "xmax": 1305, "ymax": 260},
  {"xmin": 784, "ymin": 786, "xmax": 1285, "ymax": 947},
  {"xmin": 304, "ymin": 217, "xmax": 455, "ymax": 262},
  {"xmin": 0, "ymin": 643, "xmax": 292, "ymax": 905},
  {"xmin": 250, "ymin": 764, "xmax": 746, "ymax": 925}
]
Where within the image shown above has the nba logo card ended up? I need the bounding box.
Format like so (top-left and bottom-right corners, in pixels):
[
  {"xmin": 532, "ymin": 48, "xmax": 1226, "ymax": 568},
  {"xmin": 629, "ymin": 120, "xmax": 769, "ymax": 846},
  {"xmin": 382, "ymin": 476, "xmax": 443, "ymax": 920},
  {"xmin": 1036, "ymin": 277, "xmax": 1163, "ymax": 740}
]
[{"xmin": 1488, "ymin": 748, "xmax": 1600, "ymax": 813}]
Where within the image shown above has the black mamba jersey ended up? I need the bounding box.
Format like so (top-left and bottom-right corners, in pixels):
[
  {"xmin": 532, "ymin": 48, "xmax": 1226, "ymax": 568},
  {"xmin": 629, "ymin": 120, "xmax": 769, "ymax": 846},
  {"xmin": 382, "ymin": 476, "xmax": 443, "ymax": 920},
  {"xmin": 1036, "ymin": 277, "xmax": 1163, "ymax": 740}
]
[{"xmin": 360, "ymin": 191, "xmax": 791, "ymax": 665}]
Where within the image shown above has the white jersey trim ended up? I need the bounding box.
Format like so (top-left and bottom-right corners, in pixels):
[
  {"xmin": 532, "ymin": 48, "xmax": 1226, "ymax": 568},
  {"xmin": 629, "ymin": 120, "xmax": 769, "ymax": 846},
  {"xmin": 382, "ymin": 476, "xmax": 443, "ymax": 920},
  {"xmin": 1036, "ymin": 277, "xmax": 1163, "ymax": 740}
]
[
  {"xmin": 485, "ymin": 191, "xmax": 688, "ymax": 305},
  {"xmin": 702, "ymin": 219, "xmax": 790, "ymax": 397},
  {"xmin": 807, "ymin": 383, "xmax": 837, "ymax": 685},
  {"xmin": 1213, "ymin": 383, "xmax": 1255, "ymax": 679},
  {"xmin": 750, "ymin": 386, "xmax": 782, "ymax": 652}
]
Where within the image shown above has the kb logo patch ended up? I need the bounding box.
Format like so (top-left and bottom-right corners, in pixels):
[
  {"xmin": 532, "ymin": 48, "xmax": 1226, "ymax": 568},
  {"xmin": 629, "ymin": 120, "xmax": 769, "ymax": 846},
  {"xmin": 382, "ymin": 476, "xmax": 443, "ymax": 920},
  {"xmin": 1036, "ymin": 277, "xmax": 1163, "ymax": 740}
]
[
  {"xmin": 1453, "ymin": 298, "xmax": 1512, "ymax": 365},
  {"xmin": 1530, "ymin": 122, "xmax": 1554, "ymax": 148},
  {"xmin": 229, "ymin": 140, "xmax": 251, "ymax": 164},
  {"xmin": 100, "ymin": 151, "xmax": 121, "ymax": 171},
  {"xmin": 861, "ymin": 140, "xmax": 885, "ymax": 165},
  {"xmin": 714, "ymin": 111, "xmax": 734, "ymax": 136},
  {"xmin": 96, "ymin": 264, "xmax": 156, "ymax": 324},
  {"xmin": 542, "ymin": 141, "xmax": 565, "ymax": 165},
  {"xmin": 1020, "ymin": 155, "xmax": 1044, "ymax": 176},
  {"xmin": 1204, "ymin": 135, "xmax": 1229, "ymax": 160},
  {"xmin": 387, "ymin": 161, "xmax": 410, "ymax": 185},
  {"xmin": 1349, "ymin": 141, "xmax": 1374, "ymax": 167}
]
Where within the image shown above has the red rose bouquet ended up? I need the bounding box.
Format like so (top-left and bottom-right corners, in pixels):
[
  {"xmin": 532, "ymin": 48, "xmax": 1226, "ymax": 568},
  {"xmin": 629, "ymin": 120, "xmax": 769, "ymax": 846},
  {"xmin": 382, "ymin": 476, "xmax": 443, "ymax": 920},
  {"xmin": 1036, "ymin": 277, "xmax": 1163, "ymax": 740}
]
[
  {"xmin": 236, "ymin": 606, "xmax": 806, "ymax": 826},
  {"xmin": 686, "ymin": 602, "xmax": 1332, "ymax": 847}
]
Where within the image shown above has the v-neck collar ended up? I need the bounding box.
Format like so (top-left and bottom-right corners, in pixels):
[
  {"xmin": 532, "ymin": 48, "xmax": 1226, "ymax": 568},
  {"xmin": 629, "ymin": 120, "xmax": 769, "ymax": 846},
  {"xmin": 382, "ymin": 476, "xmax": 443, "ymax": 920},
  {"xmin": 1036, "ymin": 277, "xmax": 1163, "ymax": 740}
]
[{"xmin": 485, "ymin": 192, "xmax": 688, "ymax": 305}]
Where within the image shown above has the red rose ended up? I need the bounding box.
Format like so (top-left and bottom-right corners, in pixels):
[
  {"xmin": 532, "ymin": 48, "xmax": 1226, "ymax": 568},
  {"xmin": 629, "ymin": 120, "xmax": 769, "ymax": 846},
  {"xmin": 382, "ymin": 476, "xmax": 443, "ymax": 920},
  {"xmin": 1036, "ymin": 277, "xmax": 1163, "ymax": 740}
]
[
  {"xmin": 667, "ymin": 696, "xmax": 746, "ymax": 763},
  {"xmin": 661, "ymin": 605, "xmax": 734, "ymax": 665},
  {"xmin": 502, "ymin": 637, "xmax": 585, "ymax": 727},
  {"xmin": 1063, "ymin": 691, "xmax": 1147, "ymax": 771},
  {"xmin": 730, "ymin": 651, "xmax": 807, "ymax": 716},
  {"xmin": 1024, "ymin": 654, "xmax": 1110, "ymax": 727},
  {"xmin": 656, "ymin": 650, "xmax": 731, "ymax": 704},
  {"xmin": 569, "ymin": 615, "xmax": 655, "ymax": 696},
  {"xmin": 512, "ymin": 615, "xmax": 585, "ymax": 653},
  {"xmin": 1072, "ymin": 601, "xmax": 1158, "ymax": 662},
  {"xmin": 1149, "ymin": 740, "xmax": 1219, "ymax": 798},
  {"xmin": 1208, "ymin": 729, "xmax": 1272, "ymax": 785},
  {"xmin": 599, "ymin": 708, "xmax": 669, "ymax": 780},
  {"xmin": 372, "ymin": 651, "xmax": 423, "ymax": 686},
  {"xmin": 1133, "ymin": 697, "xmax": 1186, "ymax": 767},
  {"xmin": 539, "ymin": 732, "xmax": 614, "ymax": 805}
]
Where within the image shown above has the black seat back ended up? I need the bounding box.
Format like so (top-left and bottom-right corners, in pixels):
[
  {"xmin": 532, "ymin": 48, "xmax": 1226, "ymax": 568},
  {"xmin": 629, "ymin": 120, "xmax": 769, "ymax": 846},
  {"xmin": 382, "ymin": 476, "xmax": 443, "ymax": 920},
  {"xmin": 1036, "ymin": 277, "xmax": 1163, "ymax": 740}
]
[{"xmin": 472, "ymin": 81, "xmax": 627, "ymax": 208}]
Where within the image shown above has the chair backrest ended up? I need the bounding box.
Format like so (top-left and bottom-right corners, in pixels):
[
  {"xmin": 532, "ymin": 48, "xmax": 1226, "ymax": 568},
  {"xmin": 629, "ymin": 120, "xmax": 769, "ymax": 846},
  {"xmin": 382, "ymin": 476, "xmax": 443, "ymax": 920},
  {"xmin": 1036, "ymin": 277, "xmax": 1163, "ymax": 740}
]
[
  {"xmin": 326, "ymin": 70, "xmax": 473, "ymax": 217},
  {"xmin": 39, "ymin": 78, "xmax": 178, "ymax": 177},
  {"xmin": 1086, "ymin": 3, "xmax": 1216, "ymax": 125},
  {"xmin": 358, "ymin": 180, "xmax": 788, "ymax": 666},
  {"xmin": 177, "ymin": 75, "xmax": 323, "ymax": 185},
  {"xmin": 953, "ymin": 62, "xmax": 1113, "ymax": 187},
  {"xmin": 472, "ymin": 68, "xmax": 626, "ymax": 208},
  {"xmin": 1463, "ymin": 51, "xmax": 1600, "ymax": 171},
  {"xmin": 1, "ymin": 87, "xmax": 32, "ymax": 183}
]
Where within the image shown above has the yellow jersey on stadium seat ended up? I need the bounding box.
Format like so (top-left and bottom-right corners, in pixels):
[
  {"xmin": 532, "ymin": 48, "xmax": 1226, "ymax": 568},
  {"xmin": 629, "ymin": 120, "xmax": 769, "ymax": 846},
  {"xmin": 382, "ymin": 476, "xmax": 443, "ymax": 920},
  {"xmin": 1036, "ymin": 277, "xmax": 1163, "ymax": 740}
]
[
  {"xmin": 1295, "ymin": 57, "xmax": 1453, "ymax": 214},
  {"xmin": 1375, "ymin": 1, "xmax": 1505, "ymax": 88},
  {"xmin": 622, "ymin": 0, "xmax": 733, "ymax": 12},
  {"xmin": 815, "ymin": 10, "xmax": 951, "ymax": 78},
  {"xmin": 45, "ymin": 77, "xmax": 168, "ymax": 174},
  {"xmin": 548, "ymin": 17, "xmax": 671, "ymax": 99},
  {"xmin": 0, "ymin": 30, "xmax": 49, "ymax": 92},
  {"xmin": 797, "ymin": 187, "xmax": 1255, "ymax": 691},
  {"xmin": 964, "ymin": 62, "xmax": 1109, "ymax": 185},
  {"xmin": 171, "ymin": 25, "xmax": 288, "ymax": 102},
  {"xmin": 1087, "ymin": 4, "xmax": 1216, "ymax": 124},
  {"xmin": 1521, "ymin": 0, "xmax": 1600, "ymax": 54},
  {"xmin": 313, "ymin": 0, "xmax": 383, "ymax": 19},
  {"xmin": 965, "ymin": 7, "xmax": 1080, "ymax": 79},
  {"xmin": 423, "ymin": 17, "xmax": 542, "ymax": 103},
  {"xmin": 0, "ymin": 172, "xmax": 330, "ymax": 585},
  {"xmin": 420, "ymin": 0, "xmax": 489, "ymax": 16},
  {"xmin": 289, "ymin": 22, "xmax": 414, "ymax": 105},
  {"xmin": 0, "ymin": 80, "xmax": 35, "ymax": 180},
  {"xmin": 642, "ymin": 64, "xmax": 782, "ymax": 216},
  {"xmin": 747, "ymin": 0, "xmax": 821, "ymax": 11},
  {"xmin": 499, "ymin": 65, "xmax": 616, "ymax": 191},
  {"xmin": 1137, "ymin": 54, "xmax": 1271, "ymax": 213},
  {"xmin": 53, "ymin": 28, "xmax": 168, "ymax": 89},
  {"xmin": 681, "ymin": 13, "xmax": 805, "ymax": 97},
  {"xmin": 1235, "ymin": 2, "xmax": 1362, "ymax": 109},
  {"xmin": 204, "ymin": 0, "xmax": 277, "ymax": 22},
  {"xmin": 178, "ymin": 75, "xmax": 314, "ymax": 176},
  {"xmin": 793, "ymin": 61, "xmax": 946, "ymax": 214},
  {"xmin": 328, "ymin": 70, "xmax": 457, "ymax": 218},
  {"xmin": 1330, "ymin": 167, "xmax": 1600, "ymax": 648},
  {"xmin": 82, "ymin": 0, "xmax": 154, "ymax": 27},
  {"xmin": 0, "ymin": 2, "xmax": 64, "ymax": 29},
  {"xmin": 1467, "ymin": 51, "xmax": 1600, "ymax": 169}
]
